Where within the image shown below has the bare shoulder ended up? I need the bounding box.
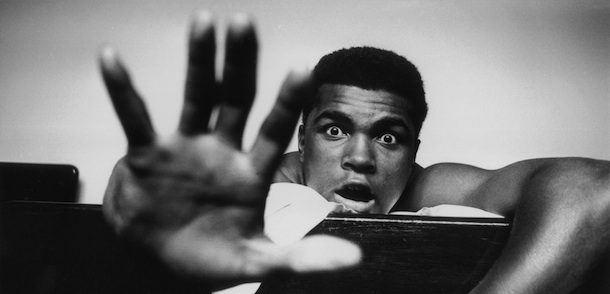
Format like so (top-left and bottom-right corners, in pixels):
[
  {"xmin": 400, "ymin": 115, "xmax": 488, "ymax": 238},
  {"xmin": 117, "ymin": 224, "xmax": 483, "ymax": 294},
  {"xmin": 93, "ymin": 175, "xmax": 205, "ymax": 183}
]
[
  {"xmin": 398, "ymin": 162, "xmax": 494, "ymax": 211},
  {"xmin": 398, "ymin": 157, "xmax": 609, "ymax": 215},
  {"xmin": 273, "ymin": 151, "xmax": 305, "ymax": 184}
]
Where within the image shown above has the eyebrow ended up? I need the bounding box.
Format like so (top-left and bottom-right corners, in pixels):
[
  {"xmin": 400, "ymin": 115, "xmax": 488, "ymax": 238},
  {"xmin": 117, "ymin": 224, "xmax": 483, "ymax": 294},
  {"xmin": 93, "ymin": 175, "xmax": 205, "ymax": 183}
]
[
  {"xmin": 372, "ymin": 117, "xmax": 410, "ymax": 132},
  {"xmin": 312, "ymin": 110, "xmax": 353, "ymax": 125}
]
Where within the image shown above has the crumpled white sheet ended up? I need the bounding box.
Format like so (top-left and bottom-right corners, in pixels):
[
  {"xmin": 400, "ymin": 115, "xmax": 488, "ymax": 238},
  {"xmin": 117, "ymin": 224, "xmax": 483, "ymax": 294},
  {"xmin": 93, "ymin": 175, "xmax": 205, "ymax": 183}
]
[
  {"xmin": 264, "ymin": 183, "xmax": 343, "ymax": 245},
  {"xmin": 391, "ymin": 204, "xmax": 503, "ymax": 218}
]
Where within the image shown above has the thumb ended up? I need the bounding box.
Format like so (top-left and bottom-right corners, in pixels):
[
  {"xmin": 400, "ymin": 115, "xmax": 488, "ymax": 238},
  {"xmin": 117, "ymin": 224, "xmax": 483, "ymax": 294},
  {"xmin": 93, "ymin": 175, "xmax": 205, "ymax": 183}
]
[
  {"xmin": 157, "ymin": 232, "xmax": 362, "ymax": 282},
  {"xmin": 274, "ymin": 235, "xmax": 362, "ymax": 273},
  {"xmin": 211, "ymin": 235, "xmax": 362, "ymax": 291},
  {"xmin": 239, "ymin": 235, "xmax": 362, "ymax": 278}
]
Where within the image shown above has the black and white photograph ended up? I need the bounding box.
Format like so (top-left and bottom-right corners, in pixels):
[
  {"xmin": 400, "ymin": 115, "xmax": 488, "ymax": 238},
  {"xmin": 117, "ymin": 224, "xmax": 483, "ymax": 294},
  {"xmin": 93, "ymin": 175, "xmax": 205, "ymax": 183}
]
[{"xmin": 1, "ymin": 1, "xmax": 609, "ymax": 293}]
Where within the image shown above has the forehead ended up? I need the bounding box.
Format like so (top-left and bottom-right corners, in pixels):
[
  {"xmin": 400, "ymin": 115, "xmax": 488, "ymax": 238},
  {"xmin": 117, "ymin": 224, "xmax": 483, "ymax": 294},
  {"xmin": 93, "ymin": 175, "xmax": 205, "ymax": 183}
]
[{"xmin": 308, "ymin": 84, "xmax": 412, "ymax": 127}]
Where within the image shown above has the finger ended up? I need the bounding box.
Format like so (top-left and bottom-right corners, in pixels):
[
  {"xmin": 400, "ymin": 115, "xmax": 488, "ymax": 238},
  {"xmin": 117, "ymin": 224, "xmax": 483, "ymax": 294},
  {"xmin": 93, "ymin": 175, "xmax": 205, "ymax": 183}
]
[
  {"xmin": 250, "ymin": 69, "xmax": 311, "ymax": 175},
  {"xmin": 215, "ymin": 14, "xmax": 258, "ymax": 147},
  {"xmin": 179, "ymin": 11, "xmax": 218, "ymax": 136},
  {"xmin": 99, "ymin": 45, "xmax": 155, "ymax": 148}
]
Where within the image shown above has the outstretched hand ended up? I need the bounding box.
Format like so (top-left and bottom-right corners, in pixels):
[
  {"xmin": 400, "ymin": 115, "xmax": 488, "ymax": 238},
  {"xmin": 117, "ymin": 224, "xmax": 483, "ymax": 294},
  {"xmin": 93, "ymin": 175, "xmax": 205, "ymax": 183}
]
[{"xmin": 99, "ymin": 12, "xmax": 361, "ymax": 286}]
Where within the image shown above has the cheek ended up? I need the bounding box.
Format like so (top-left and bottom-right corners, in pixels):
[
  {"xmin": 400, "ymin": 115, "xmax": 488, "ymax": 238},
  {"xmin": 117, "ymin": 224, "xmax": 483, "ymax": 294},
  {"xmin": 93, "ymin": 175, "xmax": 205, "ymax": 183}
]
[
  {"xmin": 304, "ymin": 135, "xmax": 341, "ymax": 165},
  {"xmin": 303, "ymin": 155, "xmax": 337, "ymax": 200},
  {"xmin": 375, "ymin": 153, "xmax": 412, "ymax": 191},
  {"xmin": 303, "ymin": 139, "xmax": 338, "ymax": 181}
]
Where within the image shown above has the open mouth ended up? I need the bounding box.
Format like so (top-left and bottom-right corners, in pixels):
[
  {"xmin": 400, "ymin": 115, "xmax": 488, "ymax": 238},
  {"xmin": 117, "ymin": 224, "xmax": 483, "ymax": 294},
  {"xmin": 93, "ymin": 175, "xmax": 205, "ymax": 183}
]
[{"xmin": 335, "ymin": 184, "xmax": 374, "ymax": 202}]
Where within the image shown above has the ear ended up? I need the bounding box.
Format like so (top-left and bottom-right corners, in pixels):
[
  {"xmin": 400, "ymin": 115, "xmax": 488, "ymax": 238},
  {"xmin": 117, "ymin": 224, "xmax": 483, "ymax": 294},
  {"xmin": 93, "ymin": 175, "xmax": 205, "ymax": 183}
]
[{"xmin": 298, "ymin": 125, "xmax": 305, "ymax": 163}]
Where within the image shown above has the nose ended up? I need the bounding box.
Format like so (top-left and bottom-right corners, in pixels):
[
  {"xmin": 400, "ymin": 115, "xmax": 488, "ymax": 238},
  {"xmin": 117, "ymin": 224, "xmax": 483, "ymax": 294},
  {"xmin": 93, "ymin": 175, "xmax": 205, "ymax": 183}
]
[{"xmin": 341, "ymin": 134, "xmax": 376, "ymax": 174}]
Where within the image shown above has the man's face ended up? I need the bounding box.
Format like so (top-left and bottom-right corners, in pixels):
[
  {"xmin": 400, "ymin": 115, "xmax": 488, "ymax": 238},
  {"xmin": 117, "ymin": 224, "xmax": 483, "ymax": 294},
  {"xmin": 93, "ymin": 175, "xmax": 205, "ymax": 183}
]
[{"xmin": 299, "ymin": 84, "xmax": 419, "ymax": 214}]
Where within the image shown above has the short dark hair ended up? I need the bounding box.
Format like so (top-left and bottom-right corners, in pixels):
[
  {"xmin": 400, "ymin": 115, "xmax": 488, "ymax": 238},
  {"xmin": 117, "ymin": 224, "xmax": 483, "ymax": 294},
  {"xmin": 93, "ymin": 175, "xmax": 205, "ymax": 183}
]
[{"xmin": 304, "ymin": 46, "xmax": 428, "ymax": 137}]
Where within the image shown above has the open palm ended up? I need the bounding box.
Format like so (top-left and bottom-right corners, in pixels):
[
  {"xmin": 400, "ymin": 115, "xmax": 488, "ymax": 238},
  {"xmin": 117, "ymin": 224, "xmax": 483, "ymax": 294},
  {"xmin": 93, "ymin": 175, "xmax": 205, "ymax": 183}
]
[{"xmin": 99, "ymin": 12, "xmax": 360, "ymax": 288}]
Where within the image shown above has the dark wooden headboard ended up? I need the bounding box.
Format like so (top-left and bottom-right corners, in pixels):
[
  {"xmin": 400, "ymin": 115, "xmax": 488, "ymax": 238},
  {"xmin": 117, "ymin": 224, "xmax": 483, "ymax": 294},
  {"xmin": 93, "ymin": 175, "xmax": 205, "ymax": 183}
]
[
  {"xmin": 0, "ymin": 201, "xmax": 511, "ymax": 293},
  {"xmin": 258, "ymin": 214, "xmax": 510, "ymax": 293}
]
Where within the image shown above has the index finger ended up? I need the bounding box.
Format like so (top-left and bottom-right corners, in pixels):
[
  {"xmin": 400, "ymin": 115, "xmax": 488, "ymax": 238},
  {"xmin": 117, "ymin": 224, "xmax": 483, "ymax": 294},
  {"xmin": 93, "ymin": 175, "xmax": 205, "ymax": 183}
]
[{"xmin": 250, "ymin": 69, "xmax": 311, "ymax": 175}]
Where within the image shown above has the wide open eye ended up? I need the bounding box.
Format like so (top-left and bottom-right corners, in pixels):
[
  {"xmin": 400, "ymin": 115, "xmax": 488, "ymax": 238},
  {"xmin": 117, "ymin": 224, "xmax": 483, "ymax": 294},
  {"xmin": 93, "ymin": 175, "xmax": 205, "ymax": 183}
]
[
  {"xmin": 376, "ymin": 134, "xmax": 397, "ymax": 145},
  {"xmin": 326, "ymin": 126, "xmax": 346, "ymax": 137}
]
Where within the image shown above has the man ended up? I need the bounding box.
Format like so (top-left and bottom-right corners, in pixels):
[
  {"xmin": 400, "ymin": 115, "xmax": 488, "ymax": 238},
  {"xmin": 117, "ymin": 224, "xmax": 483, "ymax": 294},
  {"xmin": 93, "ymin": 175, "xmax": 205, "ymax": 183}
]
[
  {"xmin": 273, "ymin": 46, "xmax": 426, "ymax": 215},
  {"xmin": 273, "ymin": 45, "xmax": 610, "ymax": 293},
  {"xmin": 100, "ymin": 12, "xmax": 610, "ymax": 293}
]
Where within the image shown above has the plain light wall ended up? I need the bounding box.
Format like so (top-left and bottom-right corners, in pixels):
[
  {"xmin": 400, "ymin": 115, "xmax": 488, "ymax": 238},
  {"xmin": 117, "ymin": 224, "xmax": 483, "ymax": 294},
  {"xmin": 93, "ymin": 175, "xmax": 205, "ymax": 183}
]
[{"xmin": 1, "ymin": 0, "xmax": 608, "ymax": 203}]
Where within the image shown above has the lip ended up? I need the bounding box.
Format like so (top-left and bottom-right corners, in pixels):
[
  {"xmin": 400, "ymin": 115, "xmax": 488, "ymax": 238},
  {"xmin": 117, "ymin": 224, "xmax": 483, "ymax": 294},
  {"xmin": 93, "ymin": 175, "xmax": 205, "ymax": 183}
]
[
  {"xmin": 333, "ymin": 193, "xmax": 375, "ymax": 213},
  {"xmin": 335, "ymin": 183, "xmax": 374, "ymax": 202}
]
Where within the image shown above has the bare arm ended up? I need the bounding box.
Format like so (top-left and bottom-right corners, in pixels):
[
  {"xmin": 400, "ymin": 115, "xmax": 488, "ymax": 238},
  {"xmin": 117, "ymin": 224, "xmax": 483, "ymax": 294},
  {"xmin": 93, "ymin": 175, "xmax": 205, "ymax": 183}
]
[
  {"xmin": 404, "ymin": 158, "xmax": 610, "ymax": 293},
  {"xmin": 100, "ymin": 12, "xmax": 360, "ymax": 290},
  {"xmin": 471, "ymin": 158, "xmax": 610, "ymax": 293}
]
